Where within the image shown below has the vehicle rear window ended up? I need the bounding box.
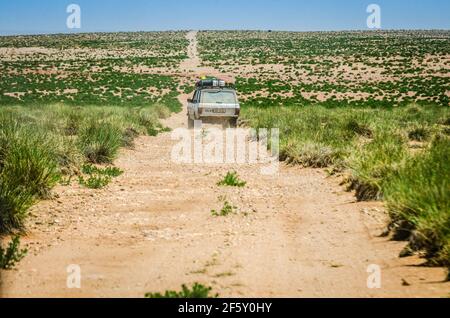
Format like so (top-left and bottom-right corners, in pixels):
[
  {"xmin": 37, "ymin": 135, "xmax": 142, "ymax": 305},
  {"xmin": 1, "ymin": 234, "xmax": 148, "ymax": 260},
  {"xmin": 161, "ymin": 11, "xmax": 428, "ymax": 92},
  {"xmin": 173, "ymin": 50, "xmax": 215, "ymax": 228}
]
[{"xmin": 200, "ymin": 90, "xmax": 236, "ymax": 104}]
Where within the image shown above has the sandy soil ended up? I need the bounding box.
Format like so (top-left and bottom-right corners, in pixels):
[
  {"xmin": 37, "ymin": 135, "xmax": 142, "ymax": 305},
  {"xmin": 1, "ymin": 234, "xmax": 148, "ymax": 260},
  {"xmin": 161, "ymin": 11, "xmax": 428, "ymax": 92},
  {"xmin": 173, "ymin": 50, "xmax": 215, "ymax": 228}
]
[{"xmin": 0, "ymin": 31, "xmax": 448, "ymax": 298}]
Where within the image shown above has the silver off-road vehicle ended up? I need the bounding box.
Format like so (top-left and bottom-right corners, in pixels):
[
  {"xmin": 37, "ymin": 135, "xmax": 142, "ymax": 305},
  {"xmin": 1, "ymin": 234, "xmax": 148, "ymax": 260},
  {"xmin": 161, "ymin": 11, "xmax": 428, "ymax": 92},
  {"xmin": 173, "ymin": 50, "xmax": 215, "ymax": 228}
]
[{"xmin": 187, "ymin": 78, "xmax": 240, "ymax": 128}]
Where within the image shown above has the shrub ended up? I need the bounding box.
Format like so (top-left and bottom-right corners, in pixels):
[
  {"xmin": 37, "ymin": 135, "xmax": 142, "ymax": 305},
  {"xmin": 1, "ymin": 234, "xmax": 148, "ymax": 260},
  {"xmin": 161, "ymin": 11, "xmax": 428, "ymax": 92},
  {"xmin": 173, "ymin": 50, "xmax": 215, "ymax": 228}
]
[
  {"xmin": 0, "ymin": 235, "xmax": 28, "ymax": 270},
  {"xmin": 78, "ymin": 164, "xmax": 123, "ymax": 189},
  {"xmin": 211, "ymin": 197, "xmax": 237, "ymax": 217},
  {"xmin": 217, "ymin": 171, "xmax": 246, "ymax": 187},
  {"xmin": 145, "ymin": 283, "xmax": 217, "ymax": 298},
  {"xmin": 78, "ymin": 175, "xmax": 111, "ymax": 189}
]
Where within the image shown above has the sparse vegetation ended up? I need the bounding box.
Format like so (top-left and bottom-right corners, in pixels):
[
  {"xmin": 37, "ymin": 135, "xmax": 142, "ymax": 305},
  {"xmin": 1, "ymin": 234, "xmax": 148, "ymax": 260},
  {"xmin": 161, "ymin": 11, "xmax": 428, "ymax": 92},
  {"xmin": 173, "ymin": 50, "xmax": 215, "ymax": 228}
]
[
  {"xmin": 0, "ymin": 103, "xmax": 178, "ymax": 233},
  {"xmin": 211, "ymin": 196, "xmax": 237, "ymax": 217},
  {"xmin": 1, "ymin": 29, "xmax": 449, "ymax": 286},
  {"xmin": 81, "ymin": 164, "xmax": 123, "ymax": 177},
  {"xmin": 207, "ymin": 34, "xmax": 449, "ymax": 263},
  {"xmin": 243, "ymin": 103, "xmax": 449, "ymax": 267},
  {"xmin": 217, "ymin": 171, "xmax": 246, "ymax": 187},
  {"xmin": 0, "ymin": 235, "xmax": 28, "ymax": 270},
  {"xmin": 145, "ymin": 283, "xmax": 217, "ymax": 298},
  {"xmin": 0, "ymin": 32, "xmax": 183, "ymax": 234},
  {"xmin": 78, "ymin": 164, "xmax": 123, "ymax": 189},
  {"xmin": 199, "ymin": 30, "xmax": 450, "ymax": 108},
  {"xmin": 0, "ymin": 32, "xmax": 187, "ymax": 107},
  {"xmin": 78, "ymin": 175, "xmax": 109, "ymax": 189},
  {"xmin": 201, "ymin": 29, "xmax": 450, "ymax": 273}
]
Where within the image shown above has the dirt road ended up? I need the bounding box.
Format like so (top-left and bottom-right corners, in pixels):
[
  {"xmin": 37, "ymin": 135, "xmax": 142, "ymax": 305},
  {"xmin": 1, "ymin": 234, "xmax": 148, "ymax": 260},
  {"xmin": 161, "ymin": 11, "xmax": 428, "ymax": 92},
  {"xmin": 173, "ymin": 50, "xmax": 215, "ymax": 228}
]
[{"xmin": 1, "ymin": 31, "xmax": 448, "ymax": 298}]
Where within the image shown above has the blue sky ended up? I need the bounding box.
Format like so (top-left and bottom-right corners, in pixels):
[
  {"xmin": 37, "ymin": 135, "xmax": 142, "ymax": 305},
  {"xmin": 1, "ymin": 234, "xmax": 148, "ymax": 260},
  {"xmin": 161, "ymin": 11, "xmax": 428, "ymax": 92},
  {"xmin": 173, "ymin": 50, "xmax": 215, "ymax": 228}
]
[{"xmin": 0, "ymin": 0, "xmax": 449, "ymax": 35}]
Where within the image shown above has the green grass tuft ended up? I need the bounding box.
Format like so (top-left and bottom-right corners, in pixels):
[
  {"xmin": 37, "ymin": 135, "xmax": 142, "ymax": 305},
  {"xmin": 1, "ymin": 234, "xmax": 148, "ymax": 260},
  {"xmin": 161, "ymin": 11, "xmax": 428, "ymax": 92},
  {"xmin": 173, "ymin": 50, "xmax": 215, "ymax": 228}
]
[
  {"xmin": 348, "ymin": 133, "xmax": 407, "ymax": 201},
  {"xmin": 281, "ymin": 141, "xmax": 341, "ymax": 168},
  {"xmin": 78, "ymin": 122, "xmax": 123, "ymax": 164},
  {"xmin": 78, "ymin": 164, "xmax": 123, "ymax": 189},
  {"xmin": 384, "ymin": 137, "xmax": 450, "ymax": 267},
  {"xmin": 217, "ymin": 171, "xmax": 246, "ymax": 187},
  {"xmin": 408, "ymin": 126, "xmax": 430, "ymax": 142},
  {"xmin": 145, "ymin": 283, "xmax": 217, "ymax": 298},
  {"xmin": 211, "ymin": 196, "xmax": 237, "ymax": 217}
]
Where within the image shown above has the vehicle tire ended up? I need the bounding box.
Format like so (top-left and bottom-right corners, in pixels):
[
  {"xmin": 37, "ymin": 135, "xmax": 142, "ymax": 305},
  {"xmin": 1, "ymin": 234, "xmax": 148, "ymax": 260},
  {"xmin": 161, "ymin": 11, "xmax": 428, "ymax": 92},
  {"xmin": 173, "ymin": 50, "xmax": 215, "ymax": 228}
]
[
  {"xmin": 229, "ymin": 118, "xmax": 238, "ymax": 128},
  {"xmin": 188, "ymin": 117, "xmax": 194, "ymax": 129}
]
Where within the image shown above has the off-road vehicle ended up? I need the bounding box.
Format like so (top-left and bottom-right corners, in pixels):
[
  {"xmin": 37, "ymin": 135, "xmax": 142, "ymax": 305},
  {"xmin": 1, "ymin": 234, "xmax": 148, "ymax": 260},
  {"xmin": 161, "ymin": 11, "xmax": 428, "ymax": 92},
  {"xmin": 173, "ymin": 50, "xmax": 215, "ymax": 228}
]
[{"xmin": 187, "ymin": 78, "xmax": 240, "ymax": 128}]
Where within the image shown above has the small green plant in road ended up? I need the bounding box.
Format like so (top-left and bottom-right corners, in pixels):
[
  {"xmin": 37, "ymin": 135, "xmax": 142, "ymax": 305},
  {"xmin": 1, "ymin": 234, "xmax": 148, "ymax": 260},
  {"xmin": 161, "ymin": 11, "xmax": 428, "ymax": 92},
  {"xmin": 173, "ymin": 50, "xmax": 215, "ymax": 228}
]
[
  {"xmin": 217, "ymin": 171, "xmax": 246, "ymax": 187},
  {"xmin": 145, "ymin": 283, "xmax": 218, "ymax": 298},
  {"xmin": 78, "ymin": 164, "xmax": 123, "ymax": 189},
  {"xmin": 78, "ymin": 175, "xmax": 111, "ymax": 189},
  {"xmin": 82, "ymin": 164, "xmax": 123, "ymax": 178},
  {"xmin": 0, "ymin": 235, "xmax": 28, "ymax": 270},
  {"xmin": 211, "ymin": 196, "xmax": 237, "ymax": 217}
]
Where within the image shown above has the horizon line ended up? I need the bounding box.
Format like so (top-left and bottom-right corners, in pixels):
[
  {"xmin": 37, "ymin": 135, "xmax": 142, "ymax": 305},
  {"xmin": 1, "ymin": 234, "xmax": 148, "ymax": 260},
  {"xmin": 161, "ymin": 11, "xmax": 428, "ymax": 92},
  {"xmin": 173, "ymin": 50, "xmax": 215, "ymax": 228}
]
[{"xmin": 1, "ymin": 28, "xmax": 450, "ymax": 37}]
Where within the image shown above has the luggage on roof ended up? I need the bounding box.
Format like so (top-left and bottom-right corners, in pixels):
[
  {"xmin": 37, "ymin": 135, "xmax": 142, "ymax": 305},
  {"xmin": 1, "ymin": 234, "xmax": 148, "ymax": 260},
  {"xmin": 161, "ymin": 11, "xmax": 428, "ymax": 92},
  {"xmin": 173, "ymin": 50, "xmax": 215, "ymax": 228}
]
[{"xmin": 196, "ymin": 78, "xmax": 226, "ymax": 88}]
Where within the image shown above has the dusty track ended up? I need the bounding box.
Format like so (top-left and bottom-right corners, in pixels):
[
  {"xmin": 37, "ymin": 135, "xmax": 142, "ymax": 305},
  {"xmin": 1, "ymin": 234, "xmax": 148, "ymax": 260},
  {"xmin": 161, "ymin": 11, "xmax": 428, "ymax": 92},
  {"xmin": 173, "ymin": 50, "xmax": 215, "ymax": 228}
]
[{"xmin": 1, "ymin": 31, "xmax": 448, "ymax": 298}]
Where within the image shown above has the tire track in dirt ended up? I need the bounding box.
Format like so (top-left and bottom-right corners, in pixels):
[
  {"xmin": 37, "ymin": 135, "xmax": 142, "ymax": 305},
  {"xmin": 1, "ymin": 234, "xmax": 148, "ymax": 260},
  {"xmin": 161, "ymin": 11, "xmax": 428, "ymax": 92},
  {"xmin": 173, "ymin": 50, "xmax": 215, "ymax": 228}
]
[{"xmin": 1, "ymin": 31, "xmax": 448, "ymax": 298}]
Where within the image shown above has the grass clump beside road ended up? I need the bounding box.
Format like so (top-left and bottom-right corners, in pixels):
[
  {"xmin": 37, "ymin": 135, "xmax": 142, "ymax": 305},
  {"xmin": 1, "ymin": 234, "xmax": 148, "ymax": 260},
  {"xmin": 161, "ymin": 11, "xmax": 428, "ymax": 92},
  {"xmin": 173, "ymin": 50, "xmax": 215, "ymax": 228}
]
[
  {"xmin": 145, "ymin": 283, "xmax": 217, "ymax": 298},
  {"xmin": 384, "ymin": 137, "xmax": 450, "ymax": 267},
  {"xmin": 348, "ymin": 133, "xmax": 407, "ymax": 201},
  {"xmin": 0, "ymin": 102, "xmax": 178, "ymax": 234},
  {"xmin": 0, "ymin": 118, "xmax": 60, "ymax": 232},
  {"xmin": 243, "ymin": 103, "xmax": 450, "ymax": 268},
  {"xmin": 78, "ymin": 122, "xmax": 123, "ymax": 164}
]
